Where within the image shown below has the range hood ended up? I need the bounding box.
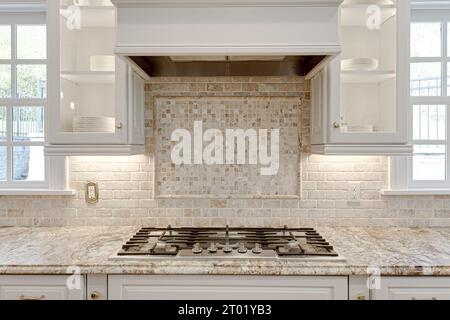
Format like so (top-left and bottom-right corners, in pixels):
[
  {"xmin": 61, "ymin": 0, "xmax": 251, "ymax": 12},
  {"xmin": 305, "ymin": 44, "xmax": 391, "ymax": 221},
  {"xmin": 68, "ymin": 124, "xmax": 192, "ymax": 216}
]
[{"xmin": 111, "ymin": 0, "xmax": 343, "ymax": 78}]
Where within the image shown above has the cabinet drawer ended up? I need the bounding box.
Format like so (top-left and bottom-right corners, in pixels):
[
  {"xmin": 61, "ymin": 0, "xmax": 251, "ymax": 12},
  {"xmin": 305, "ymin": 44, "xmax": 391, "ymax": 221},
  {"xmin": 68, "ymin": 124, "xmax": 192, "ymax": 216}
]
[
  {"xmin": 109, "ymin": 275, "xmax": 348, "ymax": 300},
  {"xmin": 372, "ymin": 277, "xmax": 450, "ymax": 300},
  {"xmin": 0, "ymin": 275, "xmax": 85, "ymax": 300}
]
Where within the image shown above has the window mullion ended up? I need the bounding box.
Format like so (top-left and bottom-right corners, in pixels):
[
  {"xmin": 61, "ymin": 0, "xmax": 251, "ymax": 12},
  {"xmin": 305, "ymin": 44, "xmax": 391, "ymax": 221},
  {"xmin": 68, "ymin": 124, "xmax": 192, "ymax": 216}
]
[
  {"xmin": 11, "ymin": 24, "xmax": 16, "ymax": 100},
  {"xmin": 6, "ymin": 106, "xmax": 12, "ymax": 183},
  {"xmin": 6, "ymin": 24, "xmax": 15, "ymax": 183},
  {"xmin": 443, "ymin": 21, "xmax": 448, "ymax": 97},
  {"xmin": 446, "ymin": 104, "xmax": 450, "ymax": 183}
]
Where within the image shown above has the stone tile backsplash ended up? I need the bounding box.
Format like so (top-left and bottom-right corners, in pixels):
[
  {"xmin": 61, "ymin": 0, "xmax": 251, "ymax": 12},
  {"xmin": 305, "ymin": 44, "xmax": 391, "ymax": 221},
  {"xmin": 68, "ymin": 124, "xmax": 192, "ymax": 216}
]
[
  {"xmin": 155, "ymin": 96, "xmax": 302, "ymax": 198},
  {"xmin": 0, "ymin": 77, "xmax": 449, "ymax": 228}
]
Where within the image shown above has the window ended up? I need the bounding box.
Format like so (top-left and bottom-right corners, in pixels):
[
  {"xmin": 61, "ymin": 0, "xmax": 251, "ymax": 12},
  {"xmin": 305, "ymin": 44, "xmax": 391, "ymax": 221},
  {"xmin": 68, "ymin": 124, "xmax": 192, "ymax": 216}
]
[
  {"xmin": 0, "ymin": 13, "xmax": 47, "ymax": 188},
  {"xmin": 408, "ymin": 10, "xmax": 450, "ymax": 188}
]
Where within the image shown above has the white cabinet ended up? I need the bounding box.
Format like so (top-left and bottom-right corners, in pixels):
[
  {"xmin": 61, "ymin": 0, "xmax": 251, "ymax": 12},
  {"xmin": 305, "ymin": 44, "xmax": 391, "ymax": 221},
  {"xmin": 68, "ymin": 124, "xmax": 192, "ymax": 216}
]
[
  {"xmin": 108, "ymin": 275, "xmax": 348, "ymax": 300},
  {"xmin": 45, "ymin": 0, "xmax": 146, "ymax": 156},
  {"xmin": 0, "ymin": 275, "xmax": 85, "ymax": 300},
  {"xmin": 311, "ymin": 0, "xmax": 412, "ymax": 155},
  {"xmin": 372, "ymin": 277, "xmax": 450, "ymax": 300}
]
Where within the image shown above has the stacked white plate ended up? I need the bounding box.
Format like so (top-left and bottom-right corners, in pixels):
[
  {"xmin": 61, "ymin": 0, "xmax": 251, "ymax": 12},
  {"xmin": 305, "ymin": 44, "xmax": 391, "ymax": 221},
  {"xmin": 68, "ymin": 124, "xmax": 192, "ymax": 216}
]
[
  {"xmin": 73, "ymin": 0, "xmax": 113, "ymax": 6},
  {"xmin": 342, "ymin": 0, "xmax": 394, "ymax": 5},
  {"xmin": 90, "ymin": 55, "xmax": 115, "ymax": 72},
  {"xmin": 73, "ymin": 116, "xmax": 115, "ymax": 133},
  {"xmin": 341, "ymin": 125, "xmax": 374, "ymax": 133},
  {"xmin": 341, "ymin": 58, "xmax": 379, "ymax": 71}
]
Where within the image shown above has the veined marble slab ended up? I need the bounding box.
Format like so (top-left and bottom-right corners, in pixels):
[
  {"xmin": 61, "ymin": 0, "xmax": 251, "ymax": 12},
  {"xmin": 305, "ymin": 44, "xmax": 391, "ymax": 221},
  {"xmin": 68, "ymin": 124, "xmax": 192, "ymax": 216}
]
[{"xmin": 0, "ymin": 226, "xmax": 449, "ymax": 276}]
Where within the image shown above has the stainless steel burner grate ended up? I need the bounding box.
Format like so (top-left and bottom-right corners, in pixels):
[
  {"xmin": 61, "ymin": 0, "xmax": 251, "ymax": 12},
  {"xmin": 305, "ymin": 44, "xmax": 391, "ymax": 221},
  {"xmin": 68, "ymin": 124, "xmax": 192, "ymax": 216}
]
[{"xmin": 117, "ymin": 225, "xmax": 339, "ymax": 258}]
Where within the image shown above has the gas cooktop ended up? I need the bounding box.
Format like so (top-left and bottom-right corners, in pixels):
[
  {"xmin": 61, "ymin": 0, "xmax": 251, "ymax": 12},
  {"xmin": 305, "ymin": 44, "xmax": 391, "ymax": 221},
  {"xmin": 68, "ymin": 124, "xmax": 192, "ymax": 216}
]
[{"xmin": 114, "ymin": 226, "xmax": 344, "ymax": 261}]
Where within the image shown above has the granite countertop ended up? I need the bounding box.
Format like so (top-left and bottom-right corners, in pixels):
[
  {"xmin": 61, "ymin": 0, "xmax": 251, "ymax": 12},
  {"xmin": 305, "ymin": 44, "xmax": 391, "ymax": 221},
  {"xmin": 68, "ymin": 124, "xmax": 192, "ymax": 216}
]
[{"xmin": 0, "ymin": 226, "xmax": 450, "ymax": 276}]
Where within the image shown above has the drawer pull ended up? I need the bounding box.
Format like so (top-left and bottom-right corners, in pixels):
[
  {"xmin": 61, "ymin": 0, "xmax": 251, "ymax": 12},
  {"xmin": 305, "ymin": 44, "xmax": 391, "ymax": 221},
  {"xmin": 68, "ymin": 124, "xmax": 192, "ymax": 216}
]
[
  {"xmin": 411, "ymin": 297, "xmax": 438, "ymax": 300},
  {"xmin": 19, "ymin": 294, "xmax": 45, "ymax": 301}
]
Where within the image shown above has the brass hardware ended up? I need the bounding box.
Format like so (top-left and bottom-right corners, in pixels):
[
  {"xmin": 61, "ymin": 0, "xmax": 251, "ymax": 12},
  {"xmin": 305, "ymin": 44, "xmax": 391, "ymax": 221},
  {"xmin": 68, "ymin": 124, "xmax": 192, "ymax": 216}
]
[
  {"xmin": 19, "ymin": 294, "xmax": 45, "ymax": 300},
  {"xmin": 90, "ymin": 291, "xmax": 101, "ymax": 300},
  {"xmin": 116, "ymin": 122, "xmax": 123, "ymax": 129},
  {"xmin": 355, "ymin": 294, "xmax": 366, "ymax": 300},
  {"xmin": 333, "ymin": 122, "xmax": 341, "ymax": 129},
  {"xmin": 85, "ymin": 181, "xmax": 99, "ymax": 204}
]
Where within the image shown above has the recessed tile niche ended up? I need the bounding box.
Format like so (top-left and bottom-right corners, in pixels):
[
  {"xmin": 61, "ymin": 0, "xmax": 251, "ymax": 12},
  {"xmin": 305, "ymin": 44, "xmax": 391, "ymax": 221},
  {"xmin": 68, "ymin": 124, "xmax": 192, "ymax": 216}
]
[{"xmin": 154, "ymin": 97, "xmax": 302, "ymax": 198}]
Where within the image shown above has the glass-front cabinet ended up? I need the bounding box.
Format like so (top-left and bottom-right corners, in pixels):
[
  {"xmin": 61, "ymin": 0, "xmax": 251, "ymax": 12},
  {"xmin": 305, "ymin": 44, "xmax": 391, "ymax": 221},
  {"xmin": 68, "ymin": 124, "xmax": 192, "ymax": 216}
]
[
  {"xmin": 46, "ymin": 0, "xmax": 145, "ymax": 154},
  {"xmin": 311, "ymin": 0, "xmax": 412, "ymax": 154}
]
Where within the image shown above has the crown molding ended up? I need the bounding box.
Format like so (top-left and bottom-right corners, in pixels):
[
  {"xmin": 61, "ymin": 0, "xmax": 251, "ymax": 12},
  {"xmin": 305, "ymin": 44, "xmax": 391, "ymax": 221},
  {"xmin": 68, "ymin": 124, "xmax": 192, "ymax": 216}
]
[
  {"xmin": 0, "ymin": 1, "xmax": 45, "ymax": 13},
  {"xmin": 111, "ymin": 0, "xmax": 344, "ymax": 8}
]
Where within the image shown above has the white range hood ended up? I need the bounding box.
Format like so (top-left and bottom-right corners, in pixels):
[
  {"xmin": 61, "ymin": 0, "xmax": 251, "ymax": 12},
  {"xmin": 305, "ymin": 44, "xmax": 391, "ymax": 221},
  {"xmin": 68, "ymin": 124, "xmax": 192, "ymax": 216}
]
[{"xmin": 111, "ymin": 0, "xmax": 344, "ymax": 78}]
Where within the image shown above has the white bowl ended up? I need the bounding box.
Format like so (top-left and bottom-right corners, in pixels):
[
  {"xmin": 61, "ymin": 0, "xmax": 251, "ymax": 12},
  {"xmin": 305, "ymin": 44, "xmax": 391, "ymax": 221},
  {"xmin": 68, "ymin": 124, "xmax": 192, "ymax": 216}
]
[
  {"xmin": 341, "ymin": 58, "xmax": 379, "ymax": 71},
  {"xmin": 341, "ymin": 125, "xmax": 374, "ymax": 133},
  {"xmin": 73, "ymin": 0, "xmax": 112, "ymax": 6}
]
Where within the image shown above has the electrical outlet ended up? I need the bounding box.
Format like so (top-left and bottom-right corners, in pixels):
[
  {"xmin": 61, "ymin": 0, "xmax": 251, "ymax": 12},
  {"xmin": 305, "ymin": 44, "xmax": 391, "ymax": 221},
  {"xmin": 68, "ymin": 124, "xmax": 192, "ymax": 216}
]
[
  {"xmin": 348, "ymin": 182, "xmax": 361, "ymax": 203},
  {"xmin": 85, "ymin": 182, "xmax": 99, "ymax": 204}
]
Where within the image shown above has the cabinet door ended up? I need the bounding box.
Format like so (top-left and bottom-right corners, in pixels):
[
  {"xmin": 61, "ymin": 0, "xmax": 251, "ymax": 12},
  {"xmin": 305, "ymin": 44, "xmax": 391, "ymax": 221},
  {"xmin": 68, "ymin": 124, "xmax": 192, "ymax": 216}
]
[
  {"xmin": 0, "ymin": 275, "xmax": 85, "ymax": 300},
  {"xmin": 47, "ymin": 0, "xmax": 127, "ymax": 145},
  {"xmin": 329, "ymin": 0, "xmax": 409, "ymax": 144},
  {"xmin": 311, "ymin": 68, "xmax": 328, "ymax": 145},
  {"xmin": 372, "ymin": 277, "xmax": 450, "ymax": 300},
  {"xmin": 108, "ymin": 275, "xmax": 348, "ymax": 300},
  {"xmin": 127, "ymin": 69, "xmax": 145, "ymax": 145}
]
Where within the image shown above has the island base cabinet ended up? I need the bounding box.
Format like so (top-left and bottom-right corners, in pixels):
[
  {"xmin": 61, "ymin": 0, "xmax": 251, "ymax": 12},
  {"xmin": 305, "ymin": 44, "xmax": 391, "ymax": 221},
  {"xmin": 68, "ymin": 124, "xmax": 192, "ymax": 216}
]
[
  {"xmin": 0, "ymin": 275, "xmax": 85, "ymax": 300},
  {"xmin": 108, "ymin": 275, "xmax": 348, "ymax": 300},
  {"xmin": 372, "ymin": 277, "xmax": 450, "ymax": 300}
]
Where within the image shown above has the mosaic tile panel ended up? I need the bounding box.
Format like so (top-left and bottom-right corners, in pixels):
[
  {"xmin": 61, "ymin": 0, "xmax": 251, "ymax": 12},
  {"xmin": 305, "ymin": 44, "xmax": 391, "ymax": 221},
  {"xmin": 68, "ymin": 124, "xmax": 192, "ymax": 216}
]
[{"xmin": 155, "ymin": 97, "xmax": 303, "ymax": 198}]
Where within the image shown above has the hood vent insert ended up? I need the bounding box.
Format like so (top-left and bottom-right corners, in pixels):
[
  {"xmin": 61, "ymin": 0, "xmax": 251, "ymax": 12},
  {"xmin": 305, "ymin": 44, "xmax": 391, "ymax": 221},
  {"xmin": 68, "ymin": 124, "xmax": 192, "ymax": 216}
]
[{"xmin": 130, "ymin": 56, "xmax": 327, "ymax": 77}]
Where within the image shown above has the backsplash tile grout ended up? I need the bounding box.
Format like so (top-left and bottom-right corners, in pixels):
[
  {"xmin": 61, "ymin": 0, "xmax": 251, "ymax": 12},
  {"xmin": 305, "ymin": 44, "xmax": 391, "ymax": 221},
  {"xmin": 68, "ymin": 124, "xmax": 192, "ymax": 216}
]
[{"xmin": 0, "ymin": 77, "xmax": 449, "ymax": 228}]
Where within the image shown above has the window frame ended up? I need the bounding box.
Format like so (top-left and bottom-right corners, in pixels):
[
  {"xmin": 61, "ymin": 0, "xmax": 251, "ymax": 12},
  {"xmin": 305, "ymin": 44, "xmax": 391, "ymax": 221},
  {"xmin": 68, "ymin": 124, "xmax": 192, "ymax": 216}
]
[
  {"xmin": 391, "ymin": 7, "xmax": 450, "ymax": 191},
  {"xmin": 0, "ymin": 8, "xmax": 67, "ymax": 192}
]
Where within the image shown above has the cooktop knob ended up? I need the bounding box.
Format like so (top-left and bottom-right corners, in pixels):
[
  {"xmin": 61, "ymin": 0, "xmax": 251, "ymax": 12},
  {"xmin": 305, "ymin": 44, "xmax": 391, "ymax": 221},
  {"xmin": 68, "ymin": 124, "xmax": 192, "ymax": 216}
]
[
  {"xmin": 222, "ymin": 244, "xmax": 233, "ymax": 253},
  {"xmin": 154, "ymin": 241, "xmax": 166, "ymax": 250},
  {"xmin": 208, "ymin": 242, "xmax": 218, "ymax": 253},
  {"xmin": 237, "ymin": 243, "xmax": 248, "ymax": 254},
  {"xmin": 252, "ymin": 243, "xmax": 263, "ymax": 254},
  {"xmin": 287, "ymin": 240, "xmax": 300, "ymax": 250},
  {"xmin": 192, "ymin": 243, "xmax": 203, "ymax": 254}
]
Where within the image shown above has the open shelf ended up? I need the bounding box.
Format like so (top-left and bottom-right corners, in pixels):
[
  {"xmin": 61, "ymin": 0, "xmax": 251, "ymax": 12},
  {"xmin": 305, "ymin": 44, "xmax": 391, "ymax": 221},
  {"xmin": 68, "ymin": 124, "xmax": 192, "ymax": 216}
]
[
  {"xmin": 341, "ymin": 70, "xmax": 396, "ymax": 83},
  {"xmin": 60, "ymin": 71, "xmax": 115, "ymax": 84}
]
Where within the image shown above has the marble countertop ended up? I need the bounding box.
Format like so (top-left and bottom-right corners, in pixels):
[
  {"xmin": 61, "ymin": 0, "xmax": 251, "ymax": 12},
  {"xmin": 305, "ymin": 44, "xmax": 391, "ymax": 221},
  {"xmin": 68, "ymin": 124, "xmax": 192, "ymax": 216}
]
[{"xmin": 0, "ymin": 226, "xmax": 450, "ymax": 276}]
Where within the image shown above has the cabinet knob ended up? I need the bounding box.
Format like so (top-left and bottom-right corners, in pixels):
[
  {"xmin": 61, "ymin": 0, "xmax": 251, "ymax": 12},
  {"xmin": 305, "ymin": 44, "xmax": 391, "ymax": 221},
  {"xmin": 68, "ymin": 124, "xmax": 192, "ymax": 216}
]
[
  {"xmin": 355, "ymin": 294, "xmax": 366, "ymax": 300},
  {"xmin": 333, "ymin": 122, "xmax": 341, "ymax": 129},
  {"xmin": 116, "ymin": 122, "xmax": 123, "ymax": 130},
  {"xmin": 90, "ymin": 291, "xmax": 101, "ymax": 300}
]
